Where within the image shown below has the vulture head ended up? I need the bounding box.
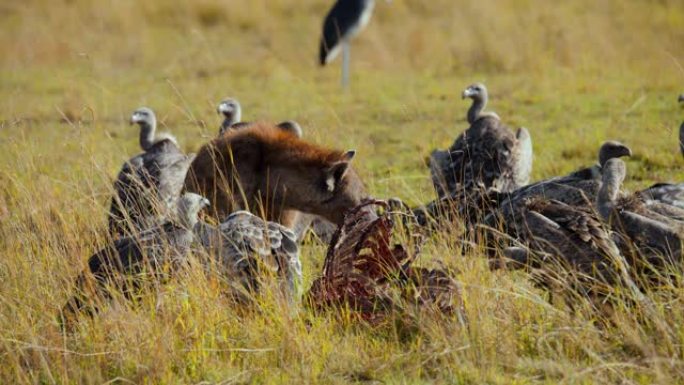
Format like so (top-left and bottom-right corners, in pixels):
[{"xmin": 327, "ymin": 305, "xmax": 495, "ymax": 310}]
[
  {"xmin": 177, "ymin": 193, "xmax": 210, "ymax": 229},
  {"xmin": 598, "ymin": 141, "xmax": 632, "ymax": 167},
  {"xmin": 130, "ymin": 107, "xmax": 159, "ymax": 150},
  {"xmin": 462, "ymin": 82, "xmax": 497, "ymax": 124},
  {"xmin": 217, "ymin": 98, "xmax": 242, "ymax": 124},
  {"xmin": 462, "ymin": 83, "xmax": 488, "ymax": 102},
  {"xmin": 130, "ymin": 107, "xmax": 156, "ymax": 128}
]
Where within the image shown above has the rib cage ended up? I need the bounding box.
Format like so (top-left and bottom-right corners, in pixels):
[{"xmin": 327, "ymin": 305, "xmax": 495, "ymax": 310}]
[{"xmin": 308, "ymin": 199, "xmax": 467, "ymax": 324}]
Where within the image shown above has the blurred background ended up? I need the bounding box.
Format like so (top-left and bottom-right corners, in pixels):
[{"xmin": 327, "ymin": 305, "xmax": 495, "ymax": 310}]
[{"xmin": 2, "ymin": 0, "xmax": 683, "ymax": 73}]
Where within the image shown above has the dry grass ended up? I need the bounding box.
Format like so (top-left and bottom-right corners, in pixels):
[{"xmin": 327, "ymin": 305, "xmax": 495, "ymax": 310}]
[{"xmin": 2, "ymin": 0, "xmax": 684, "ymax": 383}]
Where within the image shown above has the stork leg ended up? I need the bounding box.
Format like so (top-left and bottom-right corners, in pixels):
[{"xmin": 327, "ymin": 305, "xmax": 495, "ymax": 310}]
[{"xmin": 341, "ymin": 41, "xmax": 350, "ymax": 88}]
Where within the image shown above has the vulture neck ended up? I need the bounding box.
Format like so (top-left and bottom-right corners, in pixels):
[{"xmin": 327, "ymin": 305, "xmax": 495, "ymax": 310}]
[
  {"xmin": 220, "ymin": 111, "xmax": 241, "ymax": 134},
  {"xmin": 139, "ymin": 120, "xmax": 157, "ymax": 151},
  {"xmin": 177, "ymin": 208, "xmax": 199, "ymax": 230},
  {"xmin": 467, "ymin": 95, "xmax": 487, "ymax": 124},
  {"xmin": 597, "ymin": 174, "xmax": 621, "ymax": 220},
  {"xmin": 220, "ymin": 118, "xmax": 232, "ymax": 134}
]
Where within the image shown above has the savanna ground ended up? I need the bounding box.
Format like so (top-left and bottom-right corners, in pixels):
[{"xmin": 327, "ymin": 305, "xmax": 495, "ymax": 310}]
[{"xmin": 1, "ymin": 0, "xmax": 684, "ymax": 383}]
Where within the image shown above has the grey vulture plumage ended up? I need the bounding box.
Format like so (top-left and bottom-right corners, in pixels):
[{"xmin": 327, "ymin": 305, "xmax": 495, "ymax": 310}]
[
  {"xmin": 195, "ymin": 211, "xmax": 302, "ymax": 303},
  {"xmin": 63, "ymin": 193, "xmax": 210, "ymax": 320},
  {"xmin": 639, "ymin": 183, "xmax": 684, "ymax": 210},
  {"xmin": 417, "ymin": 141, "xmax": 631, "ymax": 230},
  {"xmin": 597, "ymin": 159, "xmax": 684, "ymax": 278},
  {"xmin": 429, "ymin": 83, "xmax": 533, "ymax": 199},
  {"xmin": 494, "ymin": 198, "xmax": 644, "ymax": 303},
  {"xmin": 108, "ymin": 107, "xmax": 196, "ymax": 238},
  {"xmin": 484, "ymin": 141, "xmax": 633, "ymax": 232}
]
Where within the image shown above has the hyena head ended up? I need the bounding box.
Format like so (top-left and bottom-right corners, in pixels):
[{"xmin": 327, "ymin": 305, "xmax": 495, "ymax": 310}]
[{"xmin": 267, "ymin": 149, "xmax": 367, "ymax": 225}]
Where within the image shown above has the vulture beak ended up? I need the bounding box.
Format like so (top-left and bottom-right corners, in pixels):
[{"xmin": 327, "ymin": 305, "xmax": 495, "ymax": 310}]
[
  {"xmin": 217, "ymin": 103, "xmax": 229, "ymax": 115},
  {"xmin": 462, "ymin": 88, "xmax": 473, "ymax": 99}
]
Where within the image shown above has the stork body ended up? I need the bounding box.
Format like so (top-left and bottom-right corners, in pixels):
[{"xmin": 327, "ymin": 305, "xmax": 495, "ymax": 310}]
[{"xmin": 319, "ymin": 0, "xmax": 377, "ymax": 88}]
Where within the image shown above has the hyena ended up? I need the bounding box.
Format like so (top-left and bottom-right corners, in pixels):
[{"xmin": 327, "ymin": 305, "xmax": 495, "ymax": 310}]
[{"xmin": 184, "ymin": 123, "xmax": 366, "ymax": 228}]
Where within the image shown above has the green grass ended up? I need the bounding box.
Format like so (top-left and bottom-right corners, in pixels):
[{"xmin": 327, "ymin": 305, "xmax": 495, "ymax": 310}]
[{"xmin": 2, "ymin": 0, "xmax": 684, "ymax": 383}]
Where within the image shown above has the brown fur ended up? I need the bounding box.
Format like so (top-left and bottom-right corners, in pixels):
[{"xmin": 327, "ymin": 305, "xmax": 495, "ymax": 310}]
[{"xmin": 184, "ymin": 123, "xmax": 367, "ymax": 227}]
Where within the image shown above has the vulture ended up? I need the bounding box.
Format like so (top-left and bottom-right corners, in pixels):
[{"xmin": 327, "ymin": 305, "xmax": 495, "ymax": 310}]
[
  {"xmin": 494, "ymin": 198, "xmax": 644, "ymax": 303},
  {"xmin": 108, "ymin": 107, "xmax": 196, "ymax": 238},
  {"xmin": 429, "ymin": 83, "xmax": 533, "ymax": 199},
  {"xmin": 566, "ymin": 140, "xmax": 633, "ymax": 180},
  {"xmin": 486, "ymin": 141, "xmax": 633, "ymax": 231},
  {"xmin": 598, "ymin": 161, "xmax": 684, "ymax": 233},
  {"xmin": 63, "ymin": 193, "xmax": 210, "ymax": 319},
  {"xmin": 597, "ymin": 159, "xmax": 684, "ymax": 275},
  {"xmin": 306, "ymin": 200, "xmax": 467, "ymax": 325},
  {"xmin": 216, "ymin": 98, "xmax": 303, "ymax": 138},
  {"xmin": 418, "ymin": 141, "xmax": 631, "ymax": 231},
  {"xmin": 216, "ymin": 98, "xmax": 297, "ymax": 133},
  {"xmin": 217, "ymin": 98, "xmax": 244, "ymax": 134},
  {"xmin": 194, "ymin": 211, "xmax": 302, "ymax": 303}
]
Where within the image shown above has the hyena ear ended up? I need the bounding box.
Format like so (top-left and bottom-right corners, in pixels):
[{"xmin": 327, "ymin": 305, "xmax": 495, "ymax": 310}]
[
  {"xmin": 325, "ymin": 150, "xmax": 356, "ymax": 192},
  {"xmin": 325, "ymin": 162, "xmax": 349, "ymax": 192}
]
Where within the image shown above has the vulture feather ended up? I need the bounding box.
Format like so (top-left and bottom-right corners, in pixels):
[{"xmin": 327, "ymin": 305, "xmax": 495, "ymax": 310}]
[{"xmin": 195, "ymin": 211, "xmax": 302, "ymax": 303}]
